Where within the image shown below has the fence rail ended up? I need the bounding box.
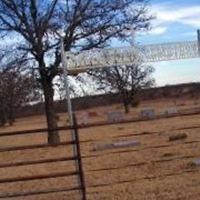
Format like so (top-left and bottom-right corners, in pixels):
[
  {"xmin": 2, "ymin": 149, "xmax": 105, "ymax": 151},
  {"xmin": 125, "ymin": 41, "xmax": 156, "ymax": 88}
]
[
  {"xmin": 0, "ymin": 109, "xmax": 200, "ymax": 199},
  {"xmin": 0, "ymin": 141, "xmax": 75, "ymax": 153},
  {"xmin": 0, "ymin": 156, "xmax": 77, "ymax": 169},
  {"xmin": 0, "ymin": 171, "xmax": 78, "ymax": 184},
  {"xmin": 0, "ymin": 186, "xmax": 81, "ymax": 199},
  {"xmin": 0, "ymin": 107, "xmax": 199, "ymax": 138},
  {"xmin": 0, "ymin": 115, "xmax": 86, "ymax": 200}
]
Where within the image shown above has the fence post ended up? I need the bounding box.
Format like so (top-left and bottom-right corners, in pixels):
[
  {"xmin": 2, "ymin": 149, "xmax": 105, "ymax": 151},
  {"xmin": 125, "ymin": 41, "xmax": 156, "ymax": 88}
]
[{"xmin": 73, "ymin": 113, "xmax": 87, "ymax": 200}]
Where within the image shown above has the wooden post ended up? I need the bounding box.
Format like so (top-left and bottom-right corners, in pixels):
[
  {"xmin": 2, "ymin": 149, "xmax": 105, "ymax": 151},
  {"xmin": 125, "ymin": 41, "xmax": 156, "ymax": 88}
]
[
  {"xmin": 73, "ymin": 114, "xmax": 87, "ymax": 200},
  {"xmin": 197, "ymin": 29, "xmax": 200, "ymax": 56}
]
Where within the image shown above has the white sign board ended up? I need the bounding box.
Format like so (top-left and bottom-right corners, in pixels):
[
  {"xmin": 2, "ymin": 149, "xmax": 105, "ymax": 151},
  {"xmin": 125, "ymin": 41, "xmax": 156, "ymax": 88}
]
[{"xmin": 66, "ymin": 40, "xmax": 199, "ymax": 73}]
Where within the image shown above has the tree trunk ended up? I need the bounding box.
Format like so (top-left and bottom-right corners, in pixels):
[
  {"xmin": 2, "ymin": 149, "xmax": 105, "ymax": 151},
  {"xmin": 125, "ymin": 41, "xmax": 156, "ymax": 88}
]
[
  {"xmin": 123, "ymin": 101, "xmax": 130, "ymax": 114},
  {"xmin": 0, "ymin": 109, "xmax": 6, "ymax": 127},
  {"xmin": 8, "ymin": 105, "xmax": 15, "ymax": 126},
  {"xmin": 122, "ymin": 91, "xmax": 130, "ymax": 114},
  {"xmin": 42, "ymin": 79, "xmax": 60, "ymax": 146}
]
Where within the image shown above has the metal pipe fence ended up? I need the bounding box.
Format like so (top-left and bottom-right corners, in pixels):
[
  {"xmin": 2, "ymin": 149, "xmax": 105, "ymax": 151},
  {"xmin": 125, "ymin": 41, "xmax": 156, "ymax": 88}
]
[{"xmin": 0, "ymin": 109, "xmax": 200, "ymax": 199}]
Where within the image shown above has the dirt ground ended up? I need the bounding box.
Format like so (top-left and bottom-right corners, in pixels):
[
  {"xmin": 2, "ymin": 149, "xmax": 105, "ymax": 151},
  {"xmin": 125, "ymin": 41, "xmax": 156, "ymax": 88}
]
[{"xmin": 1, "ymin": 98, "xmax": 200, "ymax": 200}]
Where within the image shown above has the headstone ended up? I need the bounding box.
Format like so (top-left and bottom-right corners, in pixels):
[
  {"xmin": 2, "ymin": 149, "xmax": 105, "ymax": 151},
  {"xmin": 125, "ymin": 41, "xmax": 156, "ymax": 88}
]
[
  {"xmin": 165, "ymin": 107, "xmax": 178, "ymax": 115},
  {"xmin": 160, "ymin": 108, "xmax": 178, "ymax": 117},
  {"xmin": 188, "ymin": 159, "xmax": 200, "ymax": 168},
  {"xmin": 140, "ymin": 108, "xmax": 156, "ymax": 119},
  {"xmin": 93, "ymin": 143, "xmax": 114, "ymax": 151},
  {"xmin": 113, "ymin": 140, "xmax": 140, "ymax": 148},
  {"xmin": 160, "ymin": 110, "xmax": 166, "ymax": 116},
  {"xmin": 107, "ymin": 111, "xmax": 123, "ymax": 123},
  {"xmin": 80, "ymin": 112, "xmax": 89, "ymax": 125},
  {"xmin": 88, "ymin": 111, "xmax": 98, "ymax": 117},
  {"xmin": 97, "ymin": 111, "xmax": 103, "ymax": 117},
  {"xmin": 93, "ymin": 140, "xmax": 140, "ymax": 151}
]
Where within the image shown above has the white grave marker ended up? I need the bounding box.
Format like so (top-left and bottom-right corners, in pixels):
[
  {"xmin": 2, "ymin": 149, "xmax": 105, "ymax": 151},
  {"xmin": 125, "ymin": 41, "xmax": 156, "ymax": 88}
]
[
  {"xmin": 107, "ymin": 111, "xmax": 123, "ymax": 123},
  {"xmin": 93, "ymin": 140, "xmax": 141, "ymax": 151},
  {"xmin": 166, "ymin": 107, "xmax": 178, "ymax": 115},
  {"xmin": 161, "ymin": 107, "xmax": 179, "ymax": 116},
  {"xmin": 113, "ymin": 140, "xmax": 141, "ymax": 148},
  {"xmin": 80, "ymin": 112, "xmax": 89, "ymax": 125},
  {"xmin": 140, "ymin": 108, "xmax": 156, "ymax": 119},
  {"xmin": 189, "ymin": 159, "xmax": 200, "ymax": 168}
]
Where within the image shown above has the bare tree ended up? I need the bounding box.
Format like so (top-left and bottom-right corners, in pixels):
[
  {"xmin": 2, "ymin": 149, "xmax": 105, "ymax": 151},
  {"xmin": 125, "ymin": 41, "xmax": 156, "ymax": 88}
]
[
  {"xmin": 0, "ymin": 0, "xmax": 152, "ymax": 145},
  {"xmin": 0, "ymin": 54, "xmax": 39, "ymax": 126},
  {"xmin": 88, "ymin": 63, "xmax": 155, "ymax": 113}
]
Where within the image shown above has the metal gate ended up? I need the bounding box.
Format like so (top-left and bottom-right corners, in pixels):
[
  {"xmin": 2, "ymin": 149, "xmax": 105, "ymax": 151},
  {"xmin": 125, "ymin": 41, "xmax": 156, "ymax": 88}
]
[{"xmin": 0, "ymin": 115, "xmax": 86, "ymax": 200}]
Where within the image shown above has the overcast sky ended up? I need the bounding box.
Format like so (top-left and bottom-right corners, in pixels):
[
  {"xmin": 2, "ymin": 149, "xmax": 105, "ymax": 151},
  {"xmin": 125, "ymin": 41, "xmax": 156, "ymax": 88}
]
[{"xmin": 136, "ymin": 0, "xmax": 200, "ymax": 86}]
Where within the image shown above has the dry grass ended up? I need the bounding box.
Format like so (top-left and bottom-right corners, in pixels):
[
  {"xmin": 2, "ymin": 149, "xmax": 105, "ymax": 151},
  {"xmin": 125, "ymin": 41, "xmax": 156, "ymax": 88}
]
[{"xmin": 1, "ymin": 98, "xmax": 200, "ymax": 200}]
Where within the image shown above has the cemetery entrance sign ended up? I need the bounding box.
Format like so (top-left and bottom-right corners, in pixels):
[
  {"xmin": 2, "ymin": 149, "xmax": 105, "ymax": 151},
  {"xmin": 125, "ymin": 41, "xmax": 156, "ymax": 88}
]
[{"xmin": 65, "ymin": 30, "xmax": 200, "ymax": 74}]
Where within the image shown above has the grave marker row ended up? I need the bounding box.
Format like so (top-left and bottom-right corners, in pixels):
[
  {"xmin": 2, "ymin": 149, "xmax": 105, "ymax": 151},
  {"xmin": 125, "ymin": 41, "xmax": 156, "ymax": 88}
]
[
  {"xmin": 140, "ymin": 107, "xmax": 179, "ymax": 120},
  {"xmin": 78, "ymin": 106, "xmax": 179, "ymax": 125}
]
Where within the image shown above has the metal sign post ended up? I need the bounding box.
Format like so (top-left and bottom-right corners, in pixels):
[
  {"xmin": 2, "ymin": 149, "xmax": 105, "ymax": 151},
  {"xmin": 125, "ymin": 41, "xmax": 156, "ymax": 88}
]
[
  {"xmin": 197, "ymin": 29, "xmax": 200, "ymax": 56},
  {"xmin": 60, "ymin": 39, "xmax": 86, "ymax": 199},
  {"xmin": 60, "ymin": 39, "xmax": 74, "ymax": 127}
]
